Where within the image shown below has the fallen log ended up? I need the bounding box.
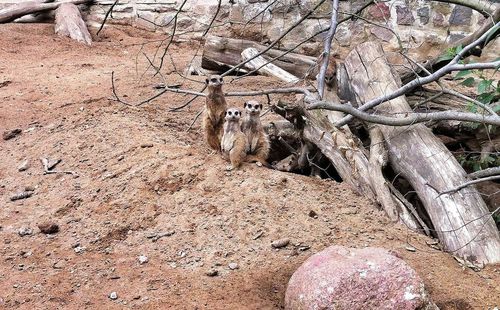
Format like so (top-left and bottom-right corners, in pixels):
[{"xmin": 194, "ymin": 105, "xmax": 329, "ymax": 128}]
[
  {"xmin": 343, "ymin": 41, "xmax": 500, "ymax": 264},
  {"xmin": 202, "ymin": 35, "xmax": 316, "ymax": 78},
  {"xmin": 55, "ymin": 3, "xmax": 91, "ymax": 45},
  {"xmin": 241, "ymin": 48, "xmax": 299, "ymax": 83},
  {"xmin": 0, "ymin": 0, "xmax": 92, "ymax": 24}
]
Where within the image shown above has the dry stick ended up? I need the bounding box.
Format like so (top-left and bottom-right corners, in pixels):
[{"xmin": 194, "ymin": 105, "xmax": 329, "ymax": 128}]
[
  {"xmin": 335, "ymin": 22, "xmax": 500, "ymax": 127},
  {"xmin": 40, "ymin": 158, "xmax": 77, "ymax": 176},
  {"xmin": 317, "ymin": 0, "xmax": 340, "ymax": 99},
  {"xmin": 469, "ymin": 167, "xmax": 500, "ymax": 179},
  {"xmin": 187, "ymin": 108, "xmax": 204, "ymax": 131},
  {"xmin": 96, "ymin": 0, "xmax": 118, "ymax": 36},
  {"xmin": 438, "ymin": 175, "xmax": 500, "ymax": 197},
  {"xmin": 221, "ymin": 0, "xmax": 328, "ymax": 78},
  {"xmin": 111, "ymin": 71, "xmax": 134, "ymax": 107},
  {"xmin": 307, "ymin": 101, "xmax": 500, "ymax": 126}
]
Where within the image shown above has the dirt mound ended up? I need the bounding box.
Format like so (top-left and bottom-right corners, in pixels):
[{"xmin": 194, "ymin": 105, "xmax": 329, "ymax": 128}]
[{"xmin": 0, "ymin": 24, "xmax": 499, "ymax": 309}]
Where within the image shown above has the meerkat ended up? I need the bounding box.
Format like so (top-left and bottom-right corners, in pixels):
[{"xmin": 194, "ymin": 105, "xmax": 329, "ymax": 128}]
[
  {"xmin": 203, "ymin": 75, "xmax": 227, "ymax": 151},
  {"xmin": 221, "ymin": 107, "xmax": 247, "ymax": 170},
  {"xmin": 241, "ymin": 100, "xmax": 270, "ymax": 167}
]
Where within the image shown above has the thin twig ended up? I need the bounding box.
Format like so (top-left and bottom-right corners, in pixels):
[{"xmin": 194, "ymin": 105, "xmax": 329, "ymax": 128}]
[
  {"xmin": 96, "ymin": 0, "xmax": 118, "ymax": 36},
  {"xmin": 317, "ymin": 0, "xmax": 340, "ymax": 98}
]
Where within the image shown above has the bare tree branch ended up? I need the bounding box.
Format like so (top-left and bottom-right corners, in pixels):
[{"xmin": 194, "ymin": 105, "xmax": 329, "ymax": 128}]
[
  {"xmin": 336, "ymin": 22, "xmax": 500, "ymax": 127},
  {"xmin": 307, "ymin": 101, "xmax": 500, "ymax": 126},
  {"xmin": 438, "ymin": 175, "xmax": 500, "ymax": 197},
  {"xmin": 469, "ymin": 167, "xmax": 500, "ymax": 179},
  {"xmin": 317, "ymin": 0, "xmax": 340, "ymax": 98}
]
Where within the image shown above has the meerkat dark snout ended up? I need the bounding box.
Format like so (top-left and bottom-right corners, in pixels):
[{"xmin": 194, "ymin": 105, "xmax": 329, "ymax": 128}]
[
  {"xmin": 203, "ymin": 74, "xmax": 227, "ymax": 151},
  {"xmin": 221, "ymin": 107, "xmax": 247, "ymax": 170},
  {"xmin": 241, "ymin": 100, "xmax": 270, "ymax": 167}
]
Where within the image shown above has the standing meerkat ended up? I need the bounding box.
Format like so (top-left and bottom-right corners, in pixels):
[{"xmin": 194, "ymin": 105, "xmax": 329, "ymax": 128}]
[
  {"xmin": 241, "ymin": 100, "xmax": 270, "ymax": 167},
  {"xmin": 221, "ymin": 108, "xmax": 247, "ymax": 170},
  {"xmin": 203, "ymin": 75, "xmax": 227, "ymax": 151}
]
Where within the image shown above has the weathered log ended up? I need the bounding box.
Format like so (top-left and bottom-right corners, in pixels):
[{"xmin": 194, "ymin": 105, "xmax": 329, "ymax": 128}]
[
  {"xmin": 0, "ymin": 0, "xmax": 92, "ymax": 24},
  {"xmin": 344, "ymin": 41, "xmax": 500, "ymax": 264},
  {"xmin": 55, "ymin": 3, "xmax": 91, "ymax": 45},
  {"xmin": 202, "ymin": 35, "xmax": 316, "ymax": 78},
  {"xmin": 241, "ymin": 48, "xmax": 299, "ymax": 83}
]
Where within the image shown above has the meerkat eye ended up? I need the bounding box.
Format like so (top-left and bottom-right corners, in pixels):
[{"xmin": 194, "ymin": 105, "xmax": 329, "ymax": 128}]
[
  {"xmin": 228, "ymin": 111, "xmax": 232, "ymax": 115},
  {"xmin": 247, "ymin": 103, "xmax": 252, "ymax": 109},
  {"xmin": 235, "ymin": 111, "xmax": 239, "ymax": 115}
]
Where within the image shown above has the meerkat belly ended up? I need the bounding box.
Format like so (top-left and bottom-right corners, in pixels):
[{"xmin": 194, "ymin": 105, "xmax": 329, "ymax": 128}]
[{"xmin": 221, "ymin": 132, "xmax": 235, "ymax": 153}]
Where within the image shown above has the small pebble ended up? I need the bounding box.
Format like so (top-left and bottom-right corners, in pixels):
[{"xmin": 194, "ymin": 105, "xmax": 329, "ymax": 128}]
[
  {"xmin": 18, "ymin": 160, "xmax": 30, "ymax": 172},
  {"xmin": 18, "ymin": 227, "xmax": 33, "ymax": 237},
  {"xmin": 140, "ymin": 143, "xmax": 154, "ymax": 148},
  {"xmin": 3, "ymin": 128, "xmax": 22, "ymax": 140},
  {"xmin": 405, "ymin": 245, "xmax": 417, "ymax": 252},
  {"xmin": 109, "ymin": 292, "xmax": 118, "ymax": 300},
  {"xmin": 228, "ymin": 263, "xmax": 239, "ymax": 270},
  {"xmin": 38, "ymin": 223, "xmax": 59, "ymax": 234},
  {"xmin": 74, "ymin": 246, "xmax": 85, "ymax": 254},
  {"xmin": 10, "ymin": 191, "xmax": 33, "ymax": 201},
  {"xmin": 271, "ymin": 238, "xmax": 290, "ymax": 249},
  {"xmin": 138, "ymin": 255, "xmax": 149, "ymax": 264},
  {"xmin": 206, "ymin": 269, "xmax": 218, "ymax": 277}
]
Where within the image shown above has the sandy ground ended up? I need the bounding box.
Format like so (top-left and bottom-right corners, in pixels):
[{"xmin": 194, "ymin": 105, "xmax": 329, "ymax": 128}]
[{"xmin": 0, "ymin": 24, "xmax": 499, "ymax": 309}]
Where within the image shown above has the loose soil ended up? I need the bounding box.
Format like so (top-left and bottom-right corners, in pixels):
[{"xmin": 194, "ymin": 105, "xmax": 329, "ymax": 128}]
[{"xmin": 0, "ymin": 24, "xmax": 499, "ymax": 309}]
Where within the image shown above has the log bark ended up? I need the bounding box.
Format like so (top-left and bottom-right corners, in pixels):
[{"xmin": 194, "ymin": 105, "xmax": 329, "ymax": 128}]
[
  {"xmin": 344, "ymin": 41, "xmax": 500, "ymax": 264},
  {"xmin": 241, "ymin": 48, "xmax": 299, "ymax": 83},
  {"xmin": 0, "ymin": 0, "xmax": 92, "ymax": 24},
  {"xmin": 202, "ymin": 35, "xmax": 316, "ymax": 78},
  {"xmin": 55, "ymin": 3, "xmax": 91, "ymax": 45}
]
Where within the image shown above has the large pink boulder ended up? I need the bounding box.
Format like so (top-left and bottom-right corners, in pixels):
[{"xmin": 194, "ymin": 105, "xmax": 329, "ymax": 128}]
[{"xmin": 285, "ymin": 246, "xmax": 437, "ymax": 310}]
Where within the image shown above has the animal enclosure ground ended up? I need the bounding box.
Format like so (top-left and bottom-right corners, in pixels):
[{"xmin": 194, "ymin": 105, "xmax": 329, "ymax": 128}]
[{"xmin": 0, "ymin": 24, "xmax": 499, "ymax": 309}]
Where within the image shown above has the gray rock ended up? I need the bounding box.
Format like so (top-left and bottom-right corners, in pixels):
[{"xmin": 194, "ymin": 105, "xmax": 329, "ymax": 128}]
[
  {"xmin": 417, "ymin": 7, "xmax": 430, "ymax": 25},
  {"xmin": 18, "ymin": 160, "xmax": 30, "ymax": 172},
  {"xmin": 271, "ymin": 238, "xmax": 290, "ymax": 248},
  {"xmin": 396, "ymin": 5, "xmax": 415, "ymax": 25},
  {"xmin": 109, "ymin": 291, "xmax": 118, "ymax": 300},
  {"xmin": 449, "ymin": 5, "xmax": 472, "ymax": 26},
  {"xmin": 138, "ymin": 255, "xmax": 149, "ymax": 264},
  {"xmin": 229, "ymin": 262, "xmax": 239, "ymax": 270},
  {"xmin": 18, "ymin": 227, "xmax": 33, "ymax": 237},
  {"xmin": 206, "ymin": 269, "xmax": 218, "ymax": 277}
]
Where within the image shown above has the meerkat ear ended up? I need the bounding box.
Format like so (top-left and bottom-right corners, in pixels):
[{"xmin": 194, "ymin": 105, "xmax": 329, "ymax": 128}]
[
  {"xmin": 220, "ymin": 76, "xmax": 224, "ymax": 83},
  {"xmin": 259, "ymin": 104, "xmax": 263, "ymax": 110},
  {"xmin": 243, "ymin": 102, "xmax": 247, "ymax": 108},
  {"xmin": 205, "ymin": 78, "xmax": 209, "ymax": 84}
]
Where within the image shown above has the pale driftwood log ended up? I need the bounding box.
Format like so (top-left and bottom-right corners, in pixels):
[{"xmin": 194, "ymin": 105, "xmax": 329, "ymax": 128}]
[
  {"xmin": 241, "ymin": 48, "xmax": 299, "ymax": 83},
  {"xmin": 344, "ymin": 41, "xmax": 500, "ymax": 264},
  {"xmin": 202, "ymin": 35, "xmax": 316, "ymax": 78},
  {"xmin": 55, "ymin": 3, "xmax": 91, "ymax": 45},
  {"xmin": 0, "ymin": 0, "xmax": 92, "ymax": 23}
]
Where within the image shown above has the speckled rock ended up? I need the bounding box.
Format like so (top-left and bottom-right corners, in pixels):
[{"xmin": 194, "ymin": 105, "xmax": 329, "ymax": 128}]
[
  {"xmin": 396, "ymin": 5, "xmax": 415, "ymax": 25},
  {"xmin": 285, "ymin": 246, "xmax": 437, "ymax": 310},
  {"xmin": 449, "ymin": 5, "xmax": 472, "ymax": 26},
  {"xmin": 367, "ymin": 3, "xmax": 391, "ymax": 21}
]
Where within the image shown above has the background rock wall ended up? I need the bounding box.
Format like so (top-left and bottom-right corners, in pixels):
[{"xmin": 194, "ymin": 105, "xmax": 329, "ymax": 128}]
[{"xmin": 1, "ymin": 0, "xmax": 497, "ymax": 61}]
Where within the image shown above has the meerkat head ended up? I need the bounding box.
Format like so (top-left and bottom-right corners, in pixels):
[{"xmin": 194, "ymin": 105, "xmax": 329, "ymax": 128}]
[
  {"xmin": 225, "ymin": 107, "xmax": 242, "ymax": 122},
  {"xmin": 206, "ymin": 75, "xmax": 224, "ymax": 90},
  {"xmin": 243, "ymin": 100, "xmax": 263, "ymax": 116}
]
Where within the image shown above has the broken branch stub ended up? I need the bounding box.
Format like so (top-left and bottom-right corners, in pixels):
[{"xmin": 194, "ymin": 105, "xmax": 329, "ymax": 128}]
[{"xmin": 55, "ymin": 3, "xmax": 92, "ymax": 45}]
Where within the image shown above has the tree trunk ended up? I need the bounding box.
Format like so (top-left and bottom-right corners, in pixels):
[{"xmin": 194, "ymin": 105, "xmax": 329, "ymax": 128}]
[
  {"xmin": 0, "ymin": 0, "xmax": 92, "ymax": 24},
  {"xmin": 54, "ymin": 3, "xmax": 92, "ymax": 45},
  {"xmin": 344, "ymin": 41, "xmax": 500, "ymax": 264},
  {"xmin": 202, "ymin": 35, "xmax": 317, "ymax": 78}
]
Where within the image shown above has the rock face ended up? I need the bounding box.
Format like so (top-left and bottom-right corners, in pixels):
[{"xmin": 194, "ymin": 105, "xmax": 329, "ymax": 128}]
[{"xmin": 285, "ymin": 246, "xmax": 437, "ymax": 310}]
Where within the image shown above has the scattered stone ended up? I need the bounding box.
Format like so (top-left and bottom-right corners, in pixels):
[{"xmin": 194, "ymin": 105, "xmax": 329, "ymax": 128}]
[
  {"xmin": 367, "ymin": 3, "xmax": 390, "ymax": 21},
  {"xmin": 133, "ymin": 295, "xmax": 141, "ymax": 300},
  {"xmin": 18, "ymin": 227, "xmax": 33, "ymax": 237},
  {"xmin": 2, "ymin": 128, "xmax": 22, "ymax": 140},
  {"xmin": 140, "ymin": 143, "xmax": 154, "ymax": 148},
  {"xmin": 24, "ymin": 185, "xmax": 35, "ymax": 192},
  {"xmin": 308, "ymin": 210, "xmax": 318, "ymax": 218},
  {"xmin": 417, "ymin": 7, "xmax": 430, "ymax": 25},
  {"xmin": 138, "ymin": 255, "xmax": 149, "ymax": 264},
  {"xmin": 285, "ymin": 246, "xmax": 437, "ymax": 309},
  {"xmin": 206, "ymin": 269, "xmax": 218, "ymax": 277},
  {"xmin": 46, "ymin": 158, "xmax": 61, "ymax": 170},
  {"xmin": 228, "ymin": 262, "xmax": 239, "ymax": 270},
  {"xmin": 405, "ymin": 245, "xmax": 417, "ymax": 252},
  {"xmin": 109, "ymin": 292, "xmax": 118, "ymax": 300},
  {"xmin": 371, "ymin": 26, "xmax": 394, "ymax": 42},
  {"xmin": 53, "ymin": 260, "xmax": 65, "ymax": 269},
  {"xmin": 252, "ymin": 231, "xmax": 264, "ymax": 240},
  {"xmin": 38, "ymin": 223, "xmax": 60, "ymax": 234},
  {"xmin": 433, "ymin": 12, "xmax": 446, "ymax": 27},
  {"xmin": 10, "ymin": 191, "xmax": 34, "ymax": 201},
  {"xmin": 449, "ymin": 5, "xmax": 472, "ymax": 26},
  {"xmin": 74, "ymin": 246, "xmax": 86, "ymax": 254},
  {"xmin": 272, "ymin": 238, "xmax": 290, "ymax": 249},
  {"xmin": 396, "ymin": 5, "xmax": 415, "ymax": 25},
  {"xmin": 147, "ymin": 230, "xmax": 175, "ymax": 242},
  {"xmin": 18, "ymin": 160, "xmax": 30, "ymax": 172}
]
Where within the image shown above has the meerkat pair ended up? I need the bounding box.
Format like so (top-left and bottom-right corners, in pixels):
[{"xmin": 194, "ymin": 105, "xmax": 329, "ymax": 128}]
[{"xmin": 221, "ymin": 101, "xmax": 269, "ymax": 170}]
